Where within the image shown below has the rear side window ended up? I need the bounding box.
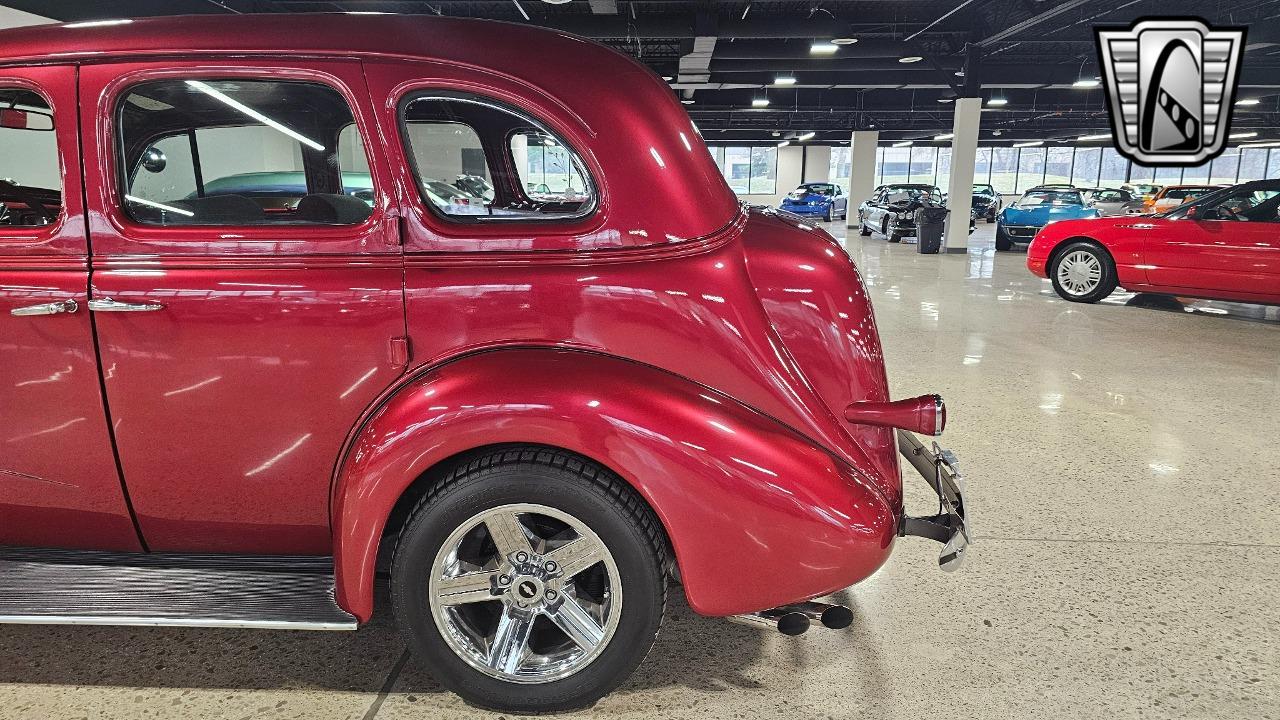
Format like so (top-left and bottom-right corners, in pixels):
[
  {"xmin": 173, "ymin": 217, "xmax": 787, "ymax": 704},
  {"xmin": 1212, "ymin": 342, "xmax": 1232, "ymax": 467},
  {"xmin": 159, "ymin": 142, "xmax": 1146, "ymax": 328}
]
[
  {"xmin": 118, "ymin": 79, "xmax": 373, "ymax": 226},
  {"xmin": 400, "ymin": 93, "xmax": 595, "ymax": 222},
  {"xmin": 0, "ymin": 88, "xmax": 60, "ymax": 228}
]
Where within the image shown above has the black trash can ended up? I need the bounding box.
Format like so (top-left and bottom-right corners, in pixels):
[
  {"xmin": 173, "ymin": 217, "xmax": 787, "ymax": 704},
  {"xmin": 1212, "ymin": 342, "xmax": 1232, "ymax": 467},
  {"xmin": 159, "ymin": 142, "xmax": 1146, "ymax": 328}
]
[{"xmin": 914, "ymin": 206, "xmax": 948, "ymax": 253}]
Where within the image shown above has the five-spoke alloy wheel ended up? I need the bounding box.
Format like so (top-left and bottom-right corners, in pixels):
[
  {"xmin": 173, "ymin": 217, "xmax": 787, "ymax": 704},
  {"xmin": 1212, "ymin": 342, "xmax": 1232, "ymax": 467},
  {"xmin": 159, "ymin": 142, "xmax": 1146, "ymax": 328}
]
[{"xmin": 392, "ymin": 447, "xmax": 666, "ymax": 713}]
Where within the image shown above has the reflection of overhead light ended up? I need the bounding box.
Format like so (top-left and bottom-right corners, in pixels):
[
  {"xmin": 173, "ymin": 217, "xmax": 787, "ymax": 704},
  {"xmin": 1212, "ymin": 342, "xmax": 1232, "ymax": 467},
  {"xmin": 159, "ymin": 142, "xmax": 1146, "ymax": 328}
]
[
  {"xmin": 752, "ymin": 98, "xmax": 770, "ymax": 107},
  {"xmin": 1230, "ymin": 131, "xmax": 1259, "ymax": 139},
  {"xmin": 831, "ymin": 37, "xmax": 858, "ymax": 45},
  {"xmin": 797, "ymin": 131, "xmax": 816, "ymax": 141},
  {"xmin": 65, "ymin": 19, "xmax": 133, "ymax": 28},
  {"xmin": 987, "ymin": 97, "xmax": 1008, "ymax": 106},
  {"xmin": 892, "ymin": 140, "xmax": 913, "ymax": 148},
  {"xmin": 810, "ymin": 42, "xmax": 838, "ymax": 55},
  {"xmin": 1013, "ymin": 140, "xmax": 1044, "ymax": 147},
  {"xmin": 1077, "ymin": 133, "xmax": 1111, "ymax": 141},
  {"xmin": 184, "ymin": 80, "xmax": 325, "ymax": 151},
  {"xmin": 1236, "ymin": 98, "xmax": 1261, "ymax": 106},
  {"xmin": 774, "ymin": 76, "xmax": 796, "ymax": 85},
  {"xmin": 125, "ymin": 195, "xmax": 195, "ymax": 217},
  {"xmin": 1072, "ymin": 78, "xmax": 1101, "ymax": 88},
  {"xmin": 899, "ymin": 56, "xmax": 924, "ymax": 63},
  {"xmin": 777, "ymin": 140, "xmax": 790, "ymax": 147},
  {"xmin": 934, "ymin": 133, "xmax": 954, "ymax": 141}
]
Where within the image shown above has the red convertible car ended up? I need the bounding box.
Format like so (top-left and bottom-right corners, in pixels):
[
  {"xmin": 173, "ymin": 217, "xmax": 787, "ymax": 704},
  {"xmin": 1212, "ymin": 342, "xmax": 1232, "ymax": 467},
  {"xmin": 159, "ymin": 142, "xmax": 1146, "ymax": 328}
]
[
  {"xmin": 1028, "ymin": 180, "xmax": 1280, "ymax": 305},
  {"xmin": 0, "ymin": 14, "xmax": 967, "ymax": 712}
]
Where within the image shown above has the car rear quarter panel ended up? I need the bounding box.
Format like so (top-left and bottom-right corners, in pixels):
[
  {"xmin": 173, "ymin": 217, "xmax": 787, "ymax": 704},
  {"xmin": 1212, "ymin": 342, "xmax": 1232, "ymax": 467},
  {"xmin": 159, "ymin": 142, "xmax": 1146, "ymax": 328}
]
[{"xmin": 331, "ymin": 349, "xmax": 897, "ymax": 621}]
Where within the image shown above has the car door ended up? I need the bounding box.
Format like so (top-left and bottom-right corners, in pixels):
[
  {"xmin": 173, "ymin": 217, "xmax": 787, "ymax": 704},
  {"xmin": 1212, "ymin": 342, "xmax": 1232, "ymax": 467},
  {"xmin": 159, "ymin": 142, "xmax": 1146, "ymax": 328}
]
[
  {"xmin": 1144, "ymin": 188, "xmax": 1280, "ymax": 299},
  {"xmin": 78, "ymin": 60, "xmax": 406, "ymax": 554},
  {"xmin": 0, "ymin": 66, "xmax": 143, "ymax": 551}
]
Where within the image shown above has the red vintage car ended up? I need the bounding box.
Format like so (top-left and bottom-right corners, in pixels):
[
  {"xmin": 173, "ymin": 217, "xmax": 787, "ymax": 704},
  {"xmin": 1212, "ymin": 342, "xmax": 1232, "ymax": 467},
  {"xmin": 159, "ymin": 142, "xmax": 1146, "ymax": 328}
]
[
  {"xmin": 0, "ymin": 14, "xmax": 967, "ymax": 712},
  {"xmin": 1028, "ymin": 180, "xmax": 1280, "ymax": 305}
]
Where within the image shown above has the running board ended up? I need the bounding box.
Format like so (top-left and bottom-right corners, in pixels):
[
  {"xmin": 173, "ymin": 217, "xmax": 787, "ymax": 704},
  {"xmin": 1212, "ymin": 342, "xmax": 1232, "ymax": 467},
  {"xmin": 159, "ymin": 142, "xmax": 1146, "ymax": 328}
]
[{"xmin": 0, "ymin": 548, "xmax": 357, "ymax": 630}]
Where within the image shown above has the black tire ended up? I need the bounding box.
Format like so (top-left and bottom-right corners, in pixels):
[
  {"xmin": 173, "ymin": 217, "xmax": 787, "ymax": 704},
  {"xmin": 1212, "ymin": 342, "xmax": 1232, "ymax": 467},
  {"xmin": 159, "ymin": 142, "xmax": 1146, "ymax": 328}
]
[
  {"xmin": 823, "ymin": 206, "xmax": 833, "ymax": 222},
  {"xmin": 882, "ymin": 218, "xmax": 901, "ymax": 242},
  {"xmin": 1049, "ymin": 241, "xmax": 1118, "ymax": 303},
  {"xmin": 858, "ymin": 212, "xmax": 872, "ymax": 235},
  {"xmin": 391, "ymin": 447, "xmax": 667, "ymax": 713},
  {"xmin": 995, "ymin": 223, "xmax": 1014, "ymax": 251}
]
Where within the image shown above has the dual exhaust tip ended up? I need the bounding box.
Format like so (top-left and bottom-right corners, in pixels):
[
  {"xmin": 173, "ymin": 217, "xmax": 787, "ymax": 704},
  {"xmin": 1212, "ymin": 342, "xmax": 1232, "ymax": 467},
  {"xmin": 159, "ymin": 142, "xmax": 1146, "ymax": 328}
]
[{"xmin": 729, "ymin": 601, "xmax": 853, "ymax": 636}]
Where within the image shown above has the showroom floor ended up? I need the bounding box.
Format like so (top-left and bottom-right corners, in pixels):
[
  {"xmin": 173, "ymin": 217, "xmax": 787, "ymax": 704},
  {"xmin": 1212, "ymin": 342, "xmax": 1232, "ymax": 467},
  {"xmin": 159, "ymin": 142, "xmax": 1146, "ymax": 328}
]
[{"xmin": 1, "ymin": 223, "xmax": 1276, "ymax": 720}]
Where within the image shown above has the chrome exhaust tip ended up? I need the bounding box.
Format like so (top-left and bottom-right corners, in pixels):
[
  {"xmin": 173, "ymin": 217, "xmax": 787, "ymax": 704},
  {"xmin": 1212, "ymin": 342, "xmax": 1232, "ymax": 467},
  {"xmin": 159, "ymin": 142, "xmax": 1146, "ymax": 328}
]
[
  {"xmin": 788, "ymin": 601, "xmax": 854, "ymax": 630},
  {"xmin": 727, "ymin": 607, "xmax": 811, "ymax": 635}
]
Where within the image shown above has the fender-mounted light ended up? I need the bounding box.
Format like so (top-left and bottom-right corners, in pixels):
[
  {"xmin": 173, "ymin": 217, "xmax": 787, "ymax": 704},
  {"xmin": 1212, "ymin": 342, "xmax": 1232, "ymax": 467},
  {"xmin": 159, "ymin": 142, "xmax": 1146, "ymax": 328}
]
[{"xmin": 844, "ymin": 394, "xmax": 946, "ymax": 436}]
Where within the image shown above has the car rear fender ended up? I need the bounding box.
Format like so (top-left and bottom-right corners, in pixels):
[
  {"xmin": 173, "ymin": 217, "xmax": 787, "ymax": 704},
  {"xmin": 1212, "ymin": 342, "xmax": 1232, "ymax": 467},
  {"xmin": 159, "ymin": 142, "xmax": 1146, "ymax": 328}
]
[{"xmin": 330, "ymin": 347, "xmax": 896, "ymax": 622}]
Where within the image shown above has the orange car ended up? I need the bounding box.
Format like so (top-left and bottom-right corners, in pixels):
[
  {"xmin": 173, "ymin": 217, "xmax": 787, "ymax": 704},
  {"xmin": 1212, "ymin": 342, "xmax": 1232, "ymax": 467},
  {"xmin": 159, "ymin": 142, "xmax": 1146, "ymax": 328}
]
[{"xmin": 1133, "ymin": 184, "xmax": 1222, "ymax": 214}]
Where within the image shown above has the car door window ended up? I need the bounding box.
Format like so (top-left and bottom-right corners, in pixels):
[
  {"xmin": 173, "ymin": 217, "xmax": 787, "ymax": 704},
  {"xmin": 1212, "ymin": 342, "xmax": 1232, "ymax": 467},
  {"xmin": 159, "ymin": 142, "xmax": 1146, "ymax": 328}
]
[
  {"xmin": 0, "ymin": 88, "xmax": 60, "ymax": 227},
  {"xmin": 399, "ymin": 92, "xmax": 596, "ymax": 221},
  {"xmin": 118, "ymin": 79, "xmax": 374, "ymax": 226},
  {"xmin": 1206, "ymin": 189, "xmax": 1280, "ymax": 222}
]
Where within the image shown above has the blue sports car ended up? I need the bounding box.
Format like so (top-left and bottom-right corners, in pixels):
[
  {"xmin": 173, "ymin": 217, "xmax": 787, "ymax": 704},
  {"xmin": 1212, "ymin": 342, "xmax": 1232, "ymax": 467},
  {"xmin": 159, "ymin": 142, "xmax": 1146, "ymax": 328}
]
[
  {"xmin": 995, "ymin": 187, "xmax": 1099, "ymax": 251},
  {"xmin": 779, "ymin": 182, "xmax": 847, "ymax": 222}
]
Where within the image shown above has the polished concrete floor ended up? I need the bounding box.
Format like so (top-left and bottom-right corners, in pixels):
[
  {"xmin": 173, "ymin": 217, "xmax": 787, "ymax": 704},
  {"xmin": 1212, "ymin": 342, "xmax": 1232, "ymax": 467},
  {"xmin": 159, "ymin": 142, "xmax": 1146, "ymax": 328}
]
[{"xmin": 2, "ymin": 223, "xmax": 1277, "ymax": 719}]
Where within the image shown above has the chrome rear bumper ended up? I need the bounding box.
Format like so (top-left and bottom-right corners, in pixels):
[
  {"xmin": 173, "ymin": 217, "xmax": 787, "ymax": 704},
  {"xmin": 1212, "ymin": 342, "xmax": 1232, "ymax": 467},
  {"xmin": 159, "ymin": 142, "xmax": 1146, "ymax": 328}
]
[{"xmin": 897, "ymin": 429, "xmax": 970, "ymax": 572}]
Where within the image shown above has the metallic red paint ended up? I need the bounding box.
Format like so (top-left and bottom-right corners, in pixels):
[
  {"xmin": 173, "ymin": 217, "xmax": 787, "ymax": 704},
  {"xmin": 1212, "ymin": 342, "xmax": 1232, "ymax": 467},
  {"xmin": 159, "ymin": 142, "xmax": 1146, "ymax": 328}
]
[
  {"xmin": 332, "ymin": 349, "xmax": 897, "ymax": 621},
  {"xmin": 0, "ymin": 15, "xmax": 934, "ymax": 621},
  {"xmin": 1028, "ymin": 216, "xmax": 1280, "ymax": 305},
  {"xmin": 844, "ymin": 395, "xmax": 945, "ymax": 437},
  {"xmin": 0, "ymin": 65, "xmax": 142, "ymax": 551}
]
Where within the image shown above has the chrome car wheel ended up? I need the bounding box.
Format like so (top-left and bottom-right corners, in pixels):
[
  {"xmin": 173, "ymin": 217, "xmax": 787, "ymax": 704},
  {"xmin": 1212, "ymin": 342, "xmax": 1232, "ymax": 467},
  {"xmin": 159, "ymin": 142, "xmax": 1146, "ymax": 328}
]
[
  {"xmin": 1056, "ymin": 250, "xmax": 1102, "ymax": 296},
  {"xmin": 428, "ymin": 503, "xmax": 622, "ymax": 684}
]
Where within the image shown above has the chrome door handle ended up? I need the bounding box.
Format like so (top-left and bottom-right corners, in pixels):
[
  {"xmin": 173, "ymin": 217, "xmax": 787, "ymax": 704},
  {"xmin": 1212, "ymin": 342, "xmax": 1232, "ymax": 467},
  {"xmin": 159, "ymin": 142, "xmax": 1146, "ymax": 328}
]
[
  {"xmin": 10, "ymin": 299, "xmax": 79, "ymax": 317},
  {"xmin": 87, "ymin": 298, "xmax": 165, "ymax": 312}
]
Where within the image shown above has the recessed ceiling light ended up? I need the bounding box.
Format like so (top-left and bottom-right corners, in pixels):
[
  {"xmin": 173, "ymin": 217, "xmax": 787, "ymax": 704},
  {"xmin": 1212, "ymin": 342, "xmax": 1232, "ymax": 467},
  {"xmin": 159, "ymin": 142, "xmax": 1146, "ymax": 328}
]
[
  {"xmin": 937, "ymin": 97, "xmax": 953, "ymax": 103},
  {"xmin": 771, "ymin": 131, "xmax": 781, "ymax": 137},
  {"xmin": 1236, "ymin": 98, "xmax": 1261, "ymax": 106},
  {"xmin": 1072, "ymin": 78, "xmax": 1101, "ymax": 88},
  {"xmin": 681, "ymin": 99, "xmax": 695, "ymax": 105},
  {"xmin": 810, "ymin": 42, "xmax": 838, "ymax": 55},
  {"xmin": 797, "ymin": 131, "xmax": 816, "ymax": 141},
  {"xmin": 774, "ymin": 76, "xmax": 797, "ymax": 86},
  {"xmin": 899, "ymin": 56, "xmax": 924, "ymax": 64},
  {"xmin": 934, "ymin": 133, "xmax": 954, "ymax": 140},
  {"xmin": 1242, "ymin": 141, "xmax": 1280, "ymax": 148},
  {"xmin": 986, "ymin": 97, "xmax": 1008, "ymax": 106},
  {"xmin": 831, "ymin": 37, "xmax": 858, "ymax": 45},
  {"xmin": 778, "ymin": 140, "xmax": 791, "ymax": 147},
  {"xmin": 661, "ymin": 75, "xmax": 674, "ymax": 81},
  {"xmin": 752, "ymin": 98, "xmax": 770, "ymax": 107},
  {"xmin": 1077, "ymin": 133, "xmax": 1111, "ymax": 141},
  {"xmin": 892, "ymin": 140, "xmax": 913, "ymax": 148},
  {"xmin": 1230, "ymin": 131, "xmax": 1259, "ymax": 139},
  {"xmin": 1013, "ymin": 140, "xmax": 1044, "ymax": 148},
  {"xmin": 954, "ymin": 70, "xmax": 965, "ymax": 77}
]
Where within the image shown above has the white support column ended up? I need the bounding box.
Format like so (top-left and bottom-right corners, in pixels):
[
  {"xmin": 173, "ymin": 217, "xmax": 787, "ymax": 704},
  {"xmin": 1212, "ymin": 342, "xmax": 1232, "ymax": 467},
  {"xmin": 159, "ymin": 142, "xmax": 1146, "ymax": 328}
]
[
  {"xmin": 845, "ymin": 130, "xmax": 879, "ymax": 228},
  {"xmin": 944, "ymin": 97, "xmax": 981, "ymax": 251},
  {"xmin": 803, "ymin": 146, "xmax": 832, "ymax": 183},
  {"xmin": 0, "ymin": 7, "xmax": 53, "ymax": 29}
]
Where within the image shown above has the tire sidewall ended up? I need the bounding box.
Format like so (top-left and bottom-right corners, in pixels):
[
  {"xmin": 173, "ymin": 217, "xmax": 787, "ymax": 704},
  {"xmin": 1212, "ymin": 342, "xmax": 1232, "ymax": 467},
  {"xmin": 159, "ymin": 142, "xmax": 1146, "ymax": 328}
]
[
  {"xmin": 1049, "ymin": 241, "xmax": 1117, "ymax": 303},
  {"xmin": 391, "ymin": 461, "xmax": 664, "ymax": 712}
]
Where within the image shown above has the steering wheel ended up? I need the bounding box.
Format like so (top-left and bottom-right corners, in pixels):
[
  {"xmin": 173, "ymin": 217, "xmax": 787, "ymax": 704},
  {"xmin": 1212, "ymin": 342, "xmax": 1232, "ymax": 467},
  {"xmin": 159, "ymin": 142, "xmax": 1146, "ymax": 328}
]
[{"xmin": 0, "ymin": 179, "xmax": 55, "ymax": 223}]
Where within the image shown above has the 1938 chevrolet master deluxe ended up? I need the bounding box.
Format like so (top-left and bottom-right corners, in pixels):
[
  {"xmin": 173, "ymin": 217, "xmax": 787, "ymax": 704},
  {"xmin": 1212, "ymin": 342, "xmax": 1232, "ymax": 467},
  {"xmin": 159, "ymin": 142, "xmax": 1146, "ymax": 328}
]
[{"xmin": 0, "ymin": 14, "xmax": 968, "ymax": 712}]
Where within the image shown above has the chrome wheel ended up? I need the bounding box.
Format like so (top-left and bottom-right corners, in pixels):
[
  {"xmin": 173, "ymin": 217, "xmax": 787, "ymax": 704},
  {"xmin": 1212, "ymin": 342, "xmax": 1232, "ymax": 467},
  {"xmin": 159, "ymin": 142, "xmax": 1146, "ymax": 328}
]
[
  {"xmin": 1056, "ymin": 250, "xmax": 1103, "ymax": 296},
  {"xmin": 428, "ymin": 503, "xmax": 622, "ymax": 684}
]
